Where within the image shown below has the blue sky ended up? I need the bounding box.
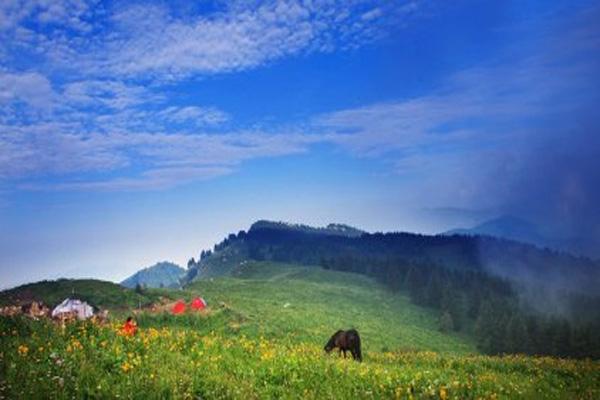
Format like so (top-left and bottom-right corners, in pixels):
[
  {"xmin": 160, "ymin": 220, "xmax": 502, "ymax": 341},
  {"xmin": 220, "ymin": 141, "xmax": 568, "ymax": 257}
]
[{"xmin": 1, "ymin": 0, "xmax": 599, "ymax": 288}]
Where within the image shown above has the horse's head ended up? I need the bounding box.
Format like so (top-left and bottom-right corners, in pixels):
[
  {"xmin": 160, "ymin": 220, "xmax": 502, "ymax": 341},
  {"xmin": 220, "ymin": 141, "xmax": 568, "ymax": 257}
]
[
  {"xmin": 324, "ymin": 330, "xmax": 343, "ymax": 353},
  {"xmin": 324, "ymin": 339, "xmax": 334, "ymax": 353}
]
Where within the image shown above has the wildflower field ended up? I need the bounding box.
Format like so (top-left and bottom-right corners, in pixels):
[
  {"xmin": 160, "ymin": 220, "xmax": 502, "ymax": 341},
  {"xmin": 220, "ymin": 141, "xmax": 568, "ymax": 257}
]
[
  {"xmin": 1, "ymin": 264, "xmax": 599, "ymax": 399},
  {"xmin": 1, "ymin": 316, "xmax": 598, "ymax": 399}
]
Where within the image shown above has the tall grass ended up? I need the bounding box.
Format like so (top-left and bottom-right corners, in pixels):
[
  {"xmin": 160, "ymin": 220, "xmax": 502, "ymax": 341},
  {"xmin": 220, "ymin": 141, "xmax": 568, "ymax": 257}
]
[{"xmin": 0, "ymin": 317, "xmax": 598, "ymax": 399}]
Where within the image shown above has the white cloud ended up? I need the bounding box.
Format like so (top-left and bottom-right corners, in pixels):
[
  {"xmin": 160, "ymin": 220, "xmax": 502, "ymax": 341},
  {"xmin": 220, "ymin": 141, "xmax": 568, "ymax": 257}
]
[
  {"xmin": 0, "ymin": 71, "xmax": 54, "ymax": 110},
  {"xmin": 0, "ymin": 122, "xmax": 129, "ymax": 179},
  {"xmin": 0, "ymin": 0, "xmax": 425, "ymax": 192},
  {"xmin": 158, "ymin": 106, "xmax": 229, "ymax": 126},
  {"xmin": 0, "ymin": 1, "xmax": 421, "ymax": 80},
  {"xmin": 0, "ymin": 65, "xmax": 318, "ymax": 188},
  {"xmin": 4, "ymin": 0, "xmax": 597, "ymax": 195},
  {"xmin": 107, "ymin": 1, "xmax": 321, "ymax": 77},
  {"xmin": 62, "ymin": 80, "xmax": 160, "ymax": 110},
  {"xmin": 361, "ymin": 8, "xmax": 382, "ymax": 21},
  {"xmin": 0, "ymin": 117, "xmax": 326, "ymax": 187},
  {"xmin": 2, "ymin": 27, "xmax": 595, "ymax": 190},
  {"xmin": 315, "ymin": 35, "xmax": 599, "ymax": 160},
  {"xmin": 0, "ymin": 0, "xmax": 95, "ymax": 31},
  {"xmin": 21, "ymin": 166, "xmax": 235, "ymax": 191}
]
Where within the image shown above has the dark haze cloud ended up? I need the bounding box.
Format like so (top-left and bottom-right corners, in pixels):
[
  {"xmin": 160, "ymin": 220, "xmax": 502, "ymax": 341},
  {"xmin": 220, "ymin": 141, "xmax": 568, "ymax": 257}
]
[
  {"xmin": 500, "ymin": 127, "xmax": 600, "ymax": 258},
  {"xmin": 463, "ymin": 3, "xmax": 600, "ymax": 258}
]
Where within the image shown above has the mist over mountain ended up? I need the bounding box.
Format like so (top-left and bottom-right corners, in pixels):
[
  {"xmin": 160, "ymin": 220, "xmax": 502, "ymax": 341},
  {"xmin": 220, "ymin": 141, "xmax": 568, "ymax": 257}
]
[
  {"xmin": 443, "ymin": 215, "xmax": 546, "ymax": 247},
  {"xmin": 121, "ymin": 261, "xmax": 185, "ymax": 289},
  {"xmin": 443, "ymin": 215, "xmax": 598, "ymax": 260}
]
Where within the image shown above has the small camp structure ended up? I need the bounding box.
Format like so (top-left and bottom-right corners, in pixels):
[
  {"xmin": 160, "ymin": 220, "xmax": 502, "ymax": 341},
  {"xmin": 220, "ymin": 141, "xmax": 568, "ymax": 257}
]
[
  {"xmin": 191, "ymin": 297, "xmax": 207, "ymax": 310},
  {"xmin": 172, "ymin": 300, "xmax": 186, "ymax": 315},
  {"xmin": 51, "ymin": 298, "xmax": 94, "ymax": 320}
]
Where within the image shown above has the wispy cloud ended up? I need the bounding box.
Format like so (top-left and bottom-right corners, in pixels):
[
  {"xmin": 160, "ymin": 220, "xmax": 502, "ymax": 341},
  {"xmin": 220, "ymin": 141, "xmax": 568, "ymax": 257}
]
[
  {"xmin": 1, "ymin": 121, "xmax": 326, "ymax": 188},
  {"xmin": 0, "ymin": 1, "xmax": 422, "ymax": 80},
  {"xmin": 0, "ymin": 1, "xmax": 426, "ymax": 191},
  {"xmin": 315, "ymin": 2, "xmax": 600, "ymax": 163},
  {"xmin": 61, "ymin": 80, "xmax": 161, "ymax": 111},
  {"xmin": 2, "ymin": 0, "xmax": 598, "ymax": 206},
  {"xmin": 20, "ymin": 166, "xmax": 235, "ymax": 191},
  {"xmin": 0, "ymin": 63, "xmax": 323, "ymax": 189},
  {"xmin": 97, "ymin": 1, "xmax": 419, "ymax": 79},
  {"xmin": 0, "ymin": 0, "xmax": 95, "ymax": 32},
  {"xmin": 157, "ymin": 106, "xmax": 229, "ymax": 127},
  {"xmin": 0, "ymin": 70, "xmax": 54, "ymax": 111}
]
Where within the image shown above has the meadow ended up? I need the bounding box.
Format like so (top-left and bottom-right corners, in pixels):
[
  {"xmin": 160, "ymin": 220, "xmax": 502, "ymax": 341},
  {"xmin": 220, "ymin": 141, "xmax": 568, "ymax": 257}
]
[{"xmin": 1, "ymin": 263, "xmax": 599, "ymax": 399}]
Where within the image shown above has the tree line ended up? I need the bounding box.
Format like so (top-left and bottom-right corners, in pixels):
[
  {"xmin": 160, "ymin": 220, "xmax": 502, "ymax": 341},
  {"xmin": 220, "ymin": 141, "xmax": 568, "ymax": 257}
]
[{"xmin": 193, "ymin": 226, "xmax": 600, "ymax": 358}]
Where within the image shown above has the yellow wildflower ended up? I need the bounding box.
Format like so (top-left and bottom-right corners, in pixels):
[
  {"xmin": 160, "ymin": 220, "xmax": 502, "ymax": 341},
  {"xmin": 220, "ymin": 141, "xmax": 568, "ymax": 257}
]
[
  {"xmin": 440, "ymin": 387, "xmax": 448, "ymax": 400},
  {"xmin": 121, "ymin": 361, "xmax": 133, "ymax": 373},
  {"xmin": 17, "ymin": 345, "xmax": 29, "ymax": 356}
]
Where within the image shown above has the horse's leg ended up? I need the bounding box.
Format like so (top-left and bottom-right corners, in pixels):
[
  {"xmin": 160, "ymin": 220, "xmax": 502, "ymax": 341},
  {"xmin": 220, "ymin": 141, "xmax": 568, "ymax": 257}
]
[{"xmin": 343, "ymin": 349, "xmax": 347, "ymax": 358}]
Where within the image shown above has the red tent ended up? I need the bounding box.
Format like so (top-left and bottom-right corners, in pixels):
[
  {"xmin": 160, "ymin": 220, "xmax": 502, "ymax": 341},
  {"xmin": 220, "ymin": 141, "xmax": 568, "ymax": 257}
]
[
  {"xmin": 172, "ymin": 300, "xmax": 186, "ymax": 315},
  {"xmin": 191, "ymin": 297, "xmax": 207, "ymax": 310}
]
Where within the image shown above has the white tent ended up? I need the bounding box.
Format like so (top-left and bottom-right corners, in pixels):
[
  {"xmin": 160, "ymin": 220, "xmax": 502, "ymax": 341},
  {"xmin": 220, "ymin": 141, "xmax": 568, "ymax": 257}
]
[{"xmin": 51, "ymin": 298, "xmax": 94, "ymax": 320}]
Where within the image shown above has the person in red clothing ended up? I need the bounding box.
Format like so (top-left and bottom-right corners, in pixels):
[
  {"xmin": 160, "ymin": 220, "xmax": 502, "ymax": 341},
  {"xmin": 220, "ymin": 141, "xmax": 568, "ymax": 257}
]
[{"xmin": 122, "ymin": 316, "xmax": 138, "ymax": 336}]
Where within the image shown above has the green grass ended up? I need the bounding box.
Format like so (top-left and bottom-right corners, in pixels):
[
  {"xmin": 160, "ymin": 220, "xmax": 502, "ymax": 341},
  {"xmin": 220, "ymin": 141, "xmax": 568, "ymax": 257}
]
[
  {"xmin": 176, "ymin": 262, "xmax": 475, "ymax": 353},
  {"xmin": 1, "ymin": 262, "xmax": 598, "ymax": 399},
  {"xmin": 1, "ymin": 317, "xmax": 598, "ymax": 399}
]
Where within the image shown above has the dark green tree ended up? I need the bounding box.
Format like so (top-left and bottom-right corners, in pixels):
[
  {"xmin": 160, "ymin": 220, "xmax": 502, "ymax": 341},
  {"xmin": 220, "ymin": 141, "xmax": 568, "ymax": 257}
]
[
  {"xmin": 134, "ymin": 283, "xmax": 144, "ymax": 295},
  {"xmin": 506, "ymin": 314, "xmax": 528, "ymax": 353},
  {"xmin": 439, "ymin": 311, "xmax": 454, "ymax": 333}
]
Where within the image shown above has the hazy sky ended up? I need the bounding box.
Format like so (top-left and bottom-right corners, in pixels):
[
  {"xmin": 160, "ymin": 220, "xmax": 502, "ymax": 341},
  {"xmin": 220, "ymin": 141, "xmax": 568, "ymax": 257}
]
[{"xmin": 1, "ymin": 0, "xmax": 599, "ymax": 288}]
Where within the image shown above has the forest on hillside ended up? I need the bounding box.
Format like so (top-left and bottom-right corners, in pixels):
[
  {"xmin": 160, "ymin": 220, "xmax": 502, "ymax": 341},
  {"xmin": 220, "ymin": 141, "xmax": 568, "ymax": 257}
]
[{"xmin": 187, "ymin": 224, "xmax": 600, "ymax": 359}]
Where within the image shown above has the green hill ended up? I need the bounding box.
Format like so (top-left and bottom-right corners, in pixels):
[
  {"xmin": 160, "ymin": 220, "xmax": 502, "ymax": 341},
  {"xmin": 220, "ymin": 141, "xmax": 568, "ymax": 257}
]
[
  {"xmin": 183, "ymin": 221, "xmax": 600, "ymax": 359},
  {"xmin": 142, "ymin": 261, "xmax": 475, "ymax": 353},
  {"xmin": 0, "ymin": 278, "xmax": 163, "ymax": 310}
]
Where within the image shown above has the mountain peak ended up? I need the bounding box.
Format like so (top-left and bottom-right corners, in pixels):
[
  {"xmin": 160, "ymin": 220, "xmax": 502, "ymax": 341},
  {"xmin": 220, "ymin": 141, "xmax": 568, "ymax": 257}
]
[
  {"xmin": 249, "ymin": 220, "xmax": 365, "ymax": 237},
  {"xmin": 121, "ymin": 261, "xmax": 185, "ymax": 289}
]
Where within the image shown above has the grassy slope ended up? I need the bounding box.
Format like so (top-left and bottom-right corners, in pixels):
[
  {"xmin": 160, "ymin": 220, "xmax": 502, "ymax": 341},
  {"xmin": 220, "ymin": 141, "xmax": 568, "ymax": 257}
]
[
  {"xmin": 0, "ymin": 279, "xmax": 162, "ymax": 310},
  {"xmin": 1, "ymin": 262, "xmax": 599, "ymax": 399},
  {"xmin": 164, "ymin": 261, "xmax": 475, "ymax": 354}
]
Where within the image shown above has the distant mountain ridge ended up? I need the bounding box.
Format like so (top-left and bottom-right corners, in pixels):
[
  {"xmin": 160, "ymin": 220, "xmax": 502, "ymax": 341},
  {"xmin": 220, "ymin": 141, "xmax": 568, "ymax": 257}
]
[
  {"xmin": 443, "ymin": 215, "xmax": 547, "ymax": 247},
  {"xmin": 441, "ymin": 215, "xmax": 599, "ymax": 259},
  {"xmin": 121, "ymin": 262, "xmax": 185, "ymax": 289},
  {"xmin": 182, "ymin": 221, "xmax": 365, "ymax": 282},
  {"xmin": 250, "ymin": 220, "xmax": 366, "ymax": 238},
  {"xmin": 184, "ymin": 219, "xmax": 600, "ymax": 296}
]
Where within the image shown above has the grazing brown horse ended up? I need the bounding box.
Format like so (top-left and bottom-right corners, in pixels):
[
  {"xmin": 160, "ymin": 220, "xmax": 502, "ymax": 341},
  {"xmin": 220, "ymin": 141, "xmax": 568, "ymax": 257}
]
[{"xmin": 324, "ymin": 329, "xmax": 362, "ymax": 361}]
